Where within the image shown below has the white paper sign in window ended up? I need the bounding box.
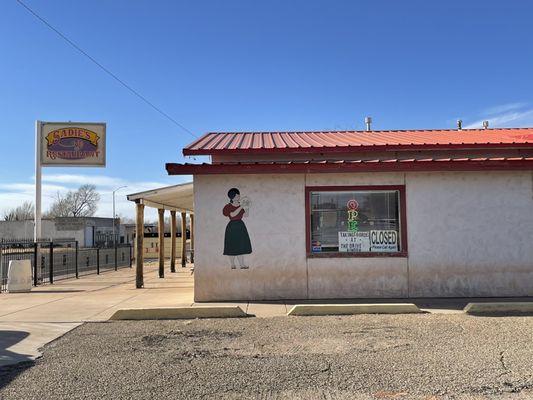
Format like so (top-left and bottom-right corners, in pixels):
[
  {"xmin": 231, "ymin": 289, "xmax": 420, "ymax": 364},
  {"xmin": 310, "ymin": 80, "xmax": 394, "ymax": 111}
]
[{"xmin": 338, "ymin": 231, "xmax": 371, "ymax": 252}]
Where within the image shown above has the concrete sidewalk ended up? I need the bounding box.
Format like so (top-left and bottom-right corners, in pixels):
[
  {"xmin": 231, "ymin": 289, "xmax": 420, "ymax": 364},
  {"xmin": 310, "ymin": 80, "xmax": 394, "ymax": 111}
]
[{"xmin": 0, "ymin": 261, "xmax": 193, "ymax": 367}]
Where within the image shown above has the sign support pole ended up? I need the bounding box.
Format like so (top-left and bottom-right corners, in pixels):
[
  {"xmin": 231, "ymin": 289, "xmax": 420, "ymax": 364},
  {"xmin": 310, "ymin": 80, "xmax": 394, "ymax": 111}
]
[
  {"xmin": 32, "ymin": 120, "xmax": 106, "ymax": 285},
  {"xmin": 34, "ymin": 120, "xmax": 42, "ymax": 242}
]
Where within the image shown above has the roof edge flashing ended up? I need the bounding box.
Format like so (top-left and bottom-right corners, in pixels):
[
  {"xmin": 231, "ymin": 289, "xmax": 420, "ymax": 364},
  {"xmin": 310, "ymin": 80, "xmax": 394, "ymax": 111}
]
[{"xmin": 183, "ymin": 142, "xmax": 533, "ymax": 157}]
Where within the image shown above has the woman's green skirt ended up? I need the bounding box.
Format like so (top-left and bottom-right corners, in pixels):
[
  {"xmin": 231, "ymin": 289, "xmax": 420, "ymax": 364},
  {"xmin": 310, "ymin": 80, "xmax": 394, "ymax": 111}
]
[{"xmin": 224, "ymin": 220, "xmax": 252, "ymax": 256}]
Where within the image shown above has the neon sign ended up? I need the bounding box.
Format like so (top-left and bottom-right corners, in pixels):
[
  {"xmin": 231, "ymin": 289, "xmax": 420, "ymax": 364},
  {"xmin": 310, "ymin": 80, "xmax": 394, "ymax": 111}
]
[{"xmin": 347, "ymin": 199, "xmax": 359, "ymax": 232}]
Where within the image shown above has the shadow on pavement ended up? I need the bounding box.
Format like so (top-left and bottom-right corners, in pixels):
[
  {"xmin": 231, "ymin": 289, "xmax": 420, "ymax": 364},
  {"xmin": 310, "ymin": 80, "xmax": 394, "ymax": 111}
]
[
  {"xmin": 0, "ymin": 330, "xmax": 35, "ymax": 389},
  {"xmin": 466, "ymin": 311, "xmax": 533, "ymax": 317}
]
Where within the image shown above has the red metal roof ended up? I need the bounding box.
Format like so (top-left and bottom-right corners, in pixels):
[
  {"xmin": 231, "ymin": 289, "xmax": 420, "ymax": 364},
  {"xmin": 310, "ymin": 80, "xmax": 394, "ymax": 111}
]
[
  {"xmin": 183, "ymin": 128, "xmax": 533, "ymax": 155},
  {"xmin": 167, "ymin": 156, "xmax": 533, "ymax": 175}
]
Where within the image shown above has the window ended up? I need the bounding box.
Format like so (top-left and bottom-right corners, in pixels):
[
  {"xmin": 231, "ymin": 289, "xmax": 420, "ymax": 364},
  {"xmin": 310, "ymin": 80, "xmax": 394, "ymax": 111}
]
[{"xmin": 306, "ymin": 186, "xmax": 406, "ymax": 256}]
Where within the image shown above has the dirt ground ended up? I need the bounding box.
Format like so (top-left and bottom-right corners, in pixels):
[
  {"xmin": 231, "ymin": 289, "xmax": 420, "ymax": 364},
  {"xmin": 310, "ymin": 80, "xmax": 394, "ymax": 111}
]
[{"xmin": 0, "ymin": 314, "xmax": 532, "ymax": 399}]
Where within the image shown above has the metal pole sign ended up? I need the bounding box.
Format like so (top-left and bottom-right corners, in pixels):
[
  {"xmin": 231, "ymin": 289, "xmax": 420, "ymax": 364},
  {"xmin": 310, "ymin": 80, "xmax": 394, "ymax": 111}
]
[{"xmin": 34, "ymin": 121, "xmax": 106, "ymax": 241}]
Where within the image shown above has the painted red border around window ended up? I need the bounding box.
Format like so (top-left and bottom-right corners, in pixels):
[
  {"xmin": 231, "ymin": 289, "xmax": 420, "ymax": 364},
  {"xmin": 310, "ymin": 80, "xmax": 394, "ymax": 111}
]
[{"xmin": 304, "ymin": 185, "xmax": 408, "ymax": 258}]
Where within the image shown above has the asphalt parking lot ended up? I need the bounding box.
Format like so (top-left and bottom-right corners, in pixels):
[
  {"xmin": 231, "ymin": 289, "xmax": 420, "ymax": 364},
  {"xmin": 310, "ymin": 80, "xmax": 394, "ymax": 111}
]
[{"xmin": 0, "ymin": 314, "xmax": 532, "ymax": 399}]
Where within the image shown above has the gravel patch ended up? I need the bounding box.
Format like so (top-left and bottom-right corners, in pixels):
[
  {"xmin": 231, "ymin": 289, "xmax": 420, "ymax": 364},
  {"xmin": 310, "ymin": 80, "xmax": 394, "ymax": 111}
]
[{"xmin": 1, "ymin": 314, "xmax": 532, "ymax": 399}]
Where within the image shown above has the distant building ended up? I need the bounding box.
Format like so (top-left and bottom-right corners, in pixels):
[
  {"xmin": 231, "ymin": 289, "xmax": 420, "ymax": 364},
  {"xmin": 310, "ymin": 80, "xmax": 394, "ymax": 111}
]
[
  {"xmin": 123, "ymin": 222, "xmax": 190, "ymax": 247},
  {"xmin": 0, "ymin": 217, "xmax": 123, "ymax": 247},
  {"xmin": 123, "ymin": 223, "xmax": 157, "ymax": 245}
]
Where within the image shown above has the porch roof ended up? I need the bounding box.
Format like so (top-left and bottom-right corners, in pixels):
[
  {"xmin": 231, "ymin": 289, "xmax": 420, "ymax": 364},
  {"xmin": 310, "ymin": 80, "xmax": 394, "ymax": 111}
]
[{"xmin": 126, "ymin": 182, "xmax": 194, "ymax": 213}]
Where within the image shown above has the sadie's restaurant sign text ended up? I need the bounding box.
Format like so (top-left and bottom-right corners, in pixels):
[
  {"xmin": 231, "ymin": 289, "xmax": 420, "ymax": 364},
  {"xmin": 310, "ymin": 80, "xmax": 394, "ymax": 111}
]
[{"xmin": 40, "ymin": 122, "xmax": 106, "ymax": 166}]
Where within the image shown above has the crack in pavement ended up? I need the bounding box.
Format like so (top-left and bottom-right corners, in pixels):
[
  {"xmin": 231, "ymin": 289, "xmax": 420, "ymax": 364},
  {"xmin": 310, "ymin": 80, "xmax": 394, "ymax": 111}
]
[{"xmin": 499, "ymin": 350, "xmax": 509, "ymax": 371}]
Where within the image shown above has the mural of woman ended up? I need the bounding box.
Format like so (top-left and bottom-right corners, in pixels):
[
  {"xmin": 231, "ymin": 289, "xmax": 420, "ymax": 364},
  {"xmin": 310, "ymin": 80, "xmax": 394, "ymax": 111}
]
[{"xmin": 222, "ymin": 188, "xmax": 252, "ymax": 269}]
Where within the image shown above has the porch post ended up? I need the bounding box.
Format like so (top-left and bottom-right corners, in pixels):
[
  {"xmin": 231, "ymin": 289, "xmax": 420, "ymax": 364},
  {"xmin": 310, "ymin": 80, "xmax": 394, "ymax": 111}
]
[
  {"xmin": 190, "ymin": 213, "xmax": 194, "ymax": 264},
  {"xmin": 181, "ymin": 212, "xmax": 187, "ymax": 268},
  {"xmin": 158, "ymin": 208, "xmax": 165, "ymax": 278},
  {"xmin": 135, "ymin": 201, "xmax": 144, "ymax": 288},
  {"xmin": 170, "ymin": 210, "xmax": 177, "ymax": 273}
]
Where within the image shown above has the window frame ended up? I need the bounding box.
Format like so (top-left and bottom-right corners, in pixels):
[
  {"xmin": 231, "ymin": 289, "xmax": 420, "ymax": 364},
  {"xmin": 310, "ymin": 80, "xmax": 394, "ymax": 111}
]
[{"xmin": 305, "ymin": 185, "xmax": 408, "ymax": 258}]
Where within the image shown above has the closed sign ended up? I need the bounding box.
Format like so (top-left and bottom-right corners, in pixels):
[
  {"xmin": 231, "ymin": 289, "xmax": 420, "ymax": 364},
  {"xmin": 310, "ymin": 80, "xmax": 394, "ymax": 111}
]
[{"xmin": 370, "ymin": 230, "xmax": 398, "ymax": 252}]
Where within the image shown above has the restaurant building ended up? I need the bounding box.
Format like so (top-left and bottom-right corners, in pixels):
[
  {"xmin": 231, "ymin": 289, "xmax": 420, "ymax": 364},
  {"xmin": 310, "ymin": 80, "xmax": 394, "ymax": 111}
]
[{"xmin": 165, "ymin": 127, "xmax": 533, "ymax": 301}]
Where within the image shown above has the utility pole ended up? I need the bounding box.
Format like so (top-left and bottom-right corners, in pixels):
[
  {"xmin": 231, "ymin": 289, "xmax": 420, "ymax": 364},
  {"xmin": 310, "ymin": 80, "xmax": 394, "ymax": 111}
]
[
  {"xmin": 112, "ymin": 186, "xmax": 127, "ymax": 248},
  {"xmin": 35, "ymin": 121, "xmax": 42, "ymax": 241}
]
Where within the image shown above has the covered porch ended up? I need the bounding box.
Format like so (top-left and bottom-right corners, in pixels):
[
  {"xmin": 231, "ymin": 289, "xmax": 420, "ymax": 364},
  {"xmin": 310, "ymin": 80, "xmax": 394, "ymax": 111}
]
[{"xmin": 126, "ymin": 182, "xmax": 194, "ymax": 288}]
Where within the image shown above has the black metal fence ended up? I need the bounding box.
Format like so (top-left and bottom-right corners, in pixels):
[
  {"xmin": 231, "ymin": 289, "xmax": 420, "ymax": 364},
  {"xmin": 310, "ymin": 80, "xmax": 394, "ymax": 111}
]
[{"xmin": 0, "ymin": 239, "xmax": 132, "ymax": 293}]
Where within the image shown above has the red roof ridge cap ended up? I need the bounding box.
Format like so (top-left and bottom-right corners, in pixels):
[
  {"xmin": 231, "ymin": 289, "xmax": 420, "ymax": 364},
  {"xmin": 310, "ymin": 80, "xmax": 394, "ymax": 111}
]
[{"xmin": 201, "ymin": 127, "xmax": 533, "ymax": 135}]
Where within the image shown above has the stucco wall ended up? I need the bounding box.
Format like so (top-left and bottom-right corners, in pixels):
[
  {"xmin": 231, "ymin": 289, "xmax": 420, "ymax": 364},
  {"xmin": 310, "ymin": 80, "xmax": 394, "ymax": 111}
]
[
  {"xmin": 406, "ymin": 171, "xmax": 533, "ymax": 297},
  {"xmin": 193, "ymin": 171, "xmax": 533, "ymax": 301},
  {"xmin": 193, "ymin": 174, "xmax": 307, "ymax": 301}
]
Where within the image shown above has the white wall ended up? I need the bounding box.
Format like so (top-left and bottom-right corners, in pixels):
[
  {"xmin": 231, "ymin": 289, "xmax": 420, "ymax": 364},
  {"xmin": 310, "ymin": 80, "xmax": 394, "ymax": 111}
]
[
  {"xmin": 406, "ymin": 171, "xmax": 533, "ymax": 297},
  {"xmin": 194, "ymin": 174, "xmax": 308, "ymax": 301},
  {"xmin": 193, "ymin": 171, "xmax": 533, "ymax": 301},
  {"xmin": 0, "ymin": 220, "xmax": 84, "ymax": 244}
]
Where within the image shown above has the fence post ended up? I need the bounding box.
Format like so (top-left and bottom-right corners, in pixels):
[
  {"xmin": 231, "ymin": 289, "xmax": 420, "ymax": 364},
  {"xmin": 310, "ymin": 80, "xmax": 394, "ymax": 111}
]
[
  {"xmin": 114, "ymin": 244, "xmax": 118, "ymax": 271},
  {"xmin": 75, "ymin": 241, "xmax": 79, "ymax": 279},
  {"xmin": 0, "ymin": 244, "xmax": 2, "ymax": 293},
  {"xmin": 96, "ymin": 248, "xmax": 100, "ymax": 275},
  {"xmin": 49, "ymin": 241, "xmax": 54, "ymax": 284},
  {"xmin": 33, "ymin": 242, "xmax": 38, "ymax": 286}
]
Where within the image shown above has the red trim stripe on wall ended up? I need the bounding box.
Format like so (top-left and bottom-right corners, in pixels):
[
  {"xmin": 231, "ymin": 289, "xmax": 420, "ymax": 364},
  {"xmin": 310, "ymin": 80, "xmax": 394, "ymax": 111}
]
[{"xmin": 166, "ymin": 158, "xmax": 533, "ymax": 175}]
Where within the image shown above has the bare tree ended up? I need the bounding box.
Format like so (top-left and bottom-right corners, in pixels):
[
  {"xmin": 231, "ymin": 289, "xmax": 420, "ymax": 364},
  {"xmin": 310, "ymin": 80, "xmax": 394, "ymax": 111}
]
[
  {"xmin": 3, "ymin": 201, "xmax": 34, "ymax": 221},
  {"xmin": 47, "ymin": 184, "xmax": 101, "ymax": 217}
]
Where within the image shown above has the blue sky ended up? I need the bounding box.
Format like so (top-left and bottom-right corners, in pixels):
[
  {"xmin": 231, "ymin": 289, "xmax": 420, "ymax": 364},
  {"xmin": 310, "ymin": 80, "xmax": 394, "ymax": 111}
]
[{"xmin": 1, "ymin": 0, "xmax": 533, "ymax": 219}]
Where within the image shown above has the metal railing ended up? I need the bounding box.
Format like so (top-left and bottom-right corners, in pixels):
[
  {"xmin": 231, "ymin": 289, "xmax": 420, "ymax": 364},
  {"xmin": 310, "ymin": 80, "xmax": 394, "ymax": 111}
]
[{"xmin": 0, "ymin": 238, "xmax": 132, "ymax": 292}]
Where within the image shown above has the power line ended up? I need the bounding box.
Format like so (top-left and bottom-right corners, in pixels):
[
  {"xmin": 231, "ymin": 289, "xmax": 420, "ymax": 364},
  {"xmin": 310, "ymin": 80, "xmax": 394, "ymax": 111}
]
[{"xmin": 15, "ymin": 0, "xmax": 197, "ymax": 139}]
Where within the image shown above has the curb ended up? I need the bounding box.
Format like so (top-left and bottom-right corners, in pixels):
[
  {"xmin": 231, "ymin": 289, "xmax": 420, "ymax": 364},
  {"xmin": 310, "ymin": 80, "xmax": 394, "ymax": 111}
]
[
  {"xmin": 109, "ymin": 306, "xmax": 249, "ymax": 320},
  {"xmin": 464, "ymin": 302, "xmax": 533, "ymax": 315},
  {"xmin": 287, "ymin": 303, "xmax": 423, "ymax": 316}
]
